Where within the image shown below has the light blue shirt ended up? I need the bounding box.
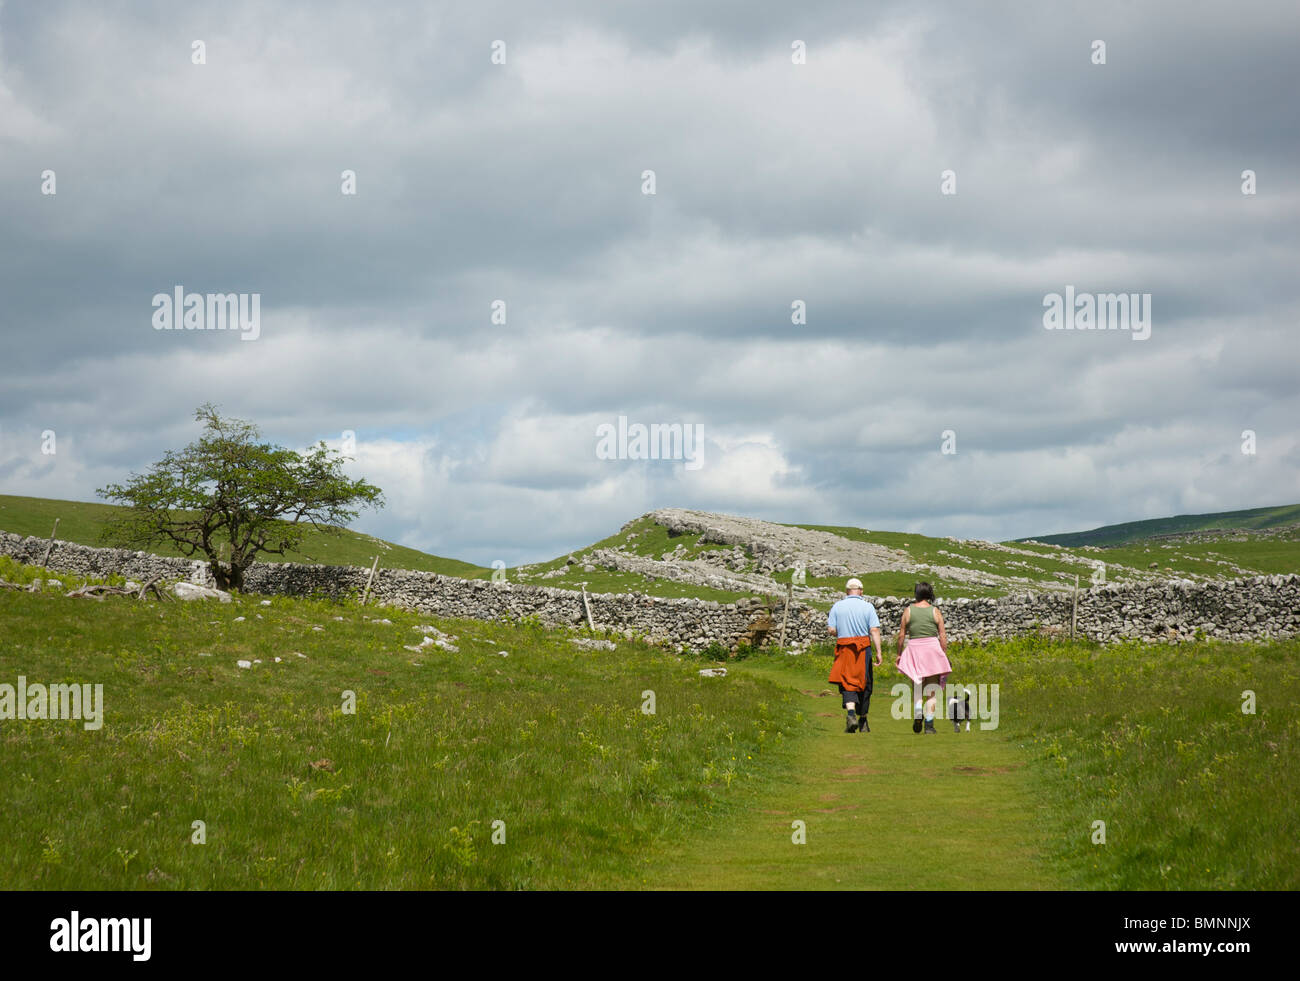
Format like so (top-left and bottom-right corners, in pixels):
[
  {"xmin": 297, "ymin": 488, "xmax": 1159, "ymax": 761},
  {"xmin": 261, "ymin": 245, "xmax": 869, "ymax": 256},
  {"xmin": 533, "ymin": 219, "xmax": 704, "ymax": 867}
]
[{"xmin": 827, "ymin": 595, "xmax": 880, "ymax": 640}]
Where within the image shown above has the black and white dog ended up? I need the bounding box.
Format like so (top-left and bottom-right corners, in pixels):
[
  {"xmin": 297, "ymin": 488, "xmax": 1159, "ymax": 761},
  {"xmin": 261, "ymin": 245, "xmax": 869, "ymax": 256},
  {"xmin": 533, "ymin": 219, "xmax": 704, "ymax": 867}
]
[{"xmin": 948, "ymin": 690, "xmax": 972, "ymax": 732}]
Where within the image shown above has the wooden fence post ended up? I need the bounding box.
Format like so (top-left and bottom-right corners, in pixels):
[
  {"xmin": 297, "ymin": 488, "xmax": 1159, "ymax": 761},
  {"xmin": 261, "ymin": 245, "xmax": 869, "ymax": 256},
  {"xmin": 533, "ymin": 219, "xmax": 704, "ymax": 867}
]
[
  {"xmin": 581, "ymin": 583, "xmax": 596, "ymax": 631},
  {"xmin": 362, "ymin": 555, "xmax": 380, "ymax": 606},
  {"xmin": 1070, "ymin": 574, "xmax": 1079, "ymax": 642},
  {"xmin": 40, "ymin": 518, "xmax": 60, "ymax": 568},
  {"xmin": 778, "ymin": 581, "xmax": 792, "ymax": 649}
]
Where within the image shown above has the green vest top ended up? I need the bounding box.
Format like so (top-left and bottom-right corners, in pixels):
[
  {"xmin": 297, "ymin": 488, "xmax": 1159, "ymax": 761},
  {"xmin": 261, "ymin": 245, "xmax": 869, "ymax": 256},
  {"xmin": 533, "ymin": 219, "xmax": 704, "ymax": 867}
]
[{"xmin": 906, "ymin": 604, "xmax": 939, "ymax": 638}]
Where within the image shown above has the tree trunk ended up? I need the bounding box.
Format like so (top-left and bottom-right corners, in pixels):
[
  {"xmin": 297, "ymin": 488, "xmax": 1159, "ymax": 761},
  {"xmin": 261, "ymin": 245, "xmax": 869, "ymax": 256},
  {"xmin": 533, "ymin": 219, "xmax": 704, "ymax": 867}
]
[
  {"xmin": 207, "ymin": 552, "xmax": 253, "ymax": 591},
  {"xmin": 209, "ymin": 560, "xmax": 245, "ymax": 592}
]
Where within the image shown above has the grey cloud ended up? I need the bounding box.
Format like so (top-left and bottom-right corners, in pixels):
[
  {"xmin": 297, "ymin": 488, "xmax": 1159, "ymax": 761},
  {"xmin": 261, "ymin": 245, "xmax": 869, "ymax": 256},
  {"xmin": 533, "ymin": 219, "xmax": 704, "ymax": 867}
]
[{"xmin": 1, "ymin": 0, "xmax": 1296, "ymax": 559}]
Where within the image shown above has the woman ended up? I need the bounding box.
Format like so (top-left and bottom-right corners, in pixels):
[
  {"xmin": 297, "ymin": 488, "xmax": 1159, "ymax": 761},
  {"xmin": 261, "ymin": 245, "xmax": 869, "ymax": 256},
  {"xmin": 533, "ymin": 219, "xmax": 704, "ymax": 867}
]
[{"xmin": 895, "ymin": 582, "xmax": 952, "ymax": 734}]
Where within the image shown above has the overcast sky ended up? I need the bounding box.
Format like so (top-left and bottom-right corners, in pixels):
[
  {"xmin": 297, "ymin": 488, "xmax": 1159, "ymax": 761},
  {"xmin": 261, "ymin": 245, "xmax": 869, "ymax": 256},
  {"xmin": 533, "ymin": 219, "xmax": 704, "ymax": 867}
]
[{"xmin": 1, "ymin": 0, "xmax": 1297, "ymax": 565}]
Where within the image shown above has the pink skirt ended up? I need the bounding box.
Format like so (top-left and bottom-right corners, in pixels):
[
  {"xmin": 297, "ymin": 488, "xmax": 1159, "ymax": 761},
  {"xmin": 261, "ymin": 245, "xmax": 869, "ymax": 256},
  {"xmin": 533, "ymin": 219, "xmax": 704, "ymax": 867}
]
[{"xmin": 896, "ymin": 636, "xmax": 952, "ymax": 685}]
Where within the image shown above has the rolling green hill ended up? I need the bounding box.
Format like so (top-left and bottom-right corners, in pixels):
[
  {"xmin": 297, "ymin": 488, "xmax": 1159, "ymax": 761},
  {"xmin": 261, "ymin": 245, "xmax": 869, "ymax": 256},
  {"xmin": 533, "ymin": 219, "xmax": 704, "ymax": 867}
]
[
  {"xmin": 1023, "ymin": 503, "xmax": 1300, "ymax": 547},
  {"xmin": 0, "ymin": 494, "xmax": 486, "ymax": 578}
]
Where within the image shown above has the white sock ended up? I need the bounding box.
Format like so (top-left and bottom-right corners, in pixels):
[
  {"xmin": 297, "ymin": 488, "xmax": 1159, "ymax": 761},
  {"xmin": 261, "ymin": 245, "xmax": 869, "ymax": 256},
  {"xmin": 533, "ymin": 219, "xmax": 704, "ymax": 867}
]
[{"xmin": 845, "ymin": 702, "xmax": 856, "ymax": 712}]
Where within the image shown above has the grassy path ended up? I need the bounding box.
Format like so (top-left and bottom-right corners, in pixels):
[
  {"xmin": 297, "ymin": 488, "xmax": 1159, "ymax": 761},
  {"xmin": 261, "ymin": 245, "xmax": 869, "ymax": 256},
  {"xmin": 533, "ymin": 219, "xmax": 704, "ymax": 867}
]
[{"xmin": 645, "ymin": 660, "xmax": 1061, "ymax": 889}]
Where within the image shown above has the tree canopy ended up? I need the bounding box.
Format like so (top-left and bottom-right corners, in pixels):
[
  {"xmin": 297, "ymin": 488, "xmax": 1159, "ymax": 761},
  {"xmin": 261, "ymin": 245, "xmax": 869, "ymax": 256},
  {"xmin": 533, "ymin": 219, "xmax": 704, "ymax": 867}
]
[{"xmin": 98, "ymin": 404, "xmax": 384, "ymax": 590}]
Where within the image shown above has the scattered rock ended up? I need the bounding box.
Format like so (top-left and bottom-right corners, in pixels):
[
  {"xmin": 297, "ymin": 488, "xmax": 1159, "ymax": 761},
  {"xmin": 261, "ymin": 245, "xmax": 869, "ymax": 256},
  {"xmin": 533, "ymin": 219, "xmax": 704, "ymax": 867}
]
[
  {"xmin": 569, "ymin": 637, "xmax": 617, "ymax": 651},
  {"xmin": 173, "ymin": 581, "xmax": 233, "ymax": 603}
]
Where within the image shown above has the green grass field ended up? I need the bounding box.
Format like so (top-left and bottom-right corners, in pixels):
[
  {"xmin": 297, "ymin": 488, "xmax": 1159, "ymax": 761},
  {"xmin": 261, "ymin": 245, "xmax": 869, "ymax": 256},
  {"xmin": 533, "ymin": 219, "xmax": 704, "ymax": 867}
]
[
  {"xmin": 2, "ymin": 553, "xmax": 1296, "ymax": 890},
  {"xmin": 0, "ymin": 556, "xmax": 801, "ymax": 889},
  {"xmin": 958, "ymin": 636, "xmax": 1300, "ymax": 889},
  {"xmin": 644, "ymin": 638, "xmax": 1299, "ymax": 890}
]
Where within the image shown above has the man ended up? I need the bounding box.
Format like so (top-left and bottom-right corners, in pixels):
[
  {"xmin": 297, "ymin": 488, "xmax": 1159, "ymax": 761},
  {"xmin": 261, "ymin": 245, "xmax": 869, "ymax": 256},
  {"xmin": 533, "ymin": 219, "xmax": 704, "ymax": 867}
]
[{"xmin": 826, "ymin": 578, "xmax": 883, "ymax": 733}]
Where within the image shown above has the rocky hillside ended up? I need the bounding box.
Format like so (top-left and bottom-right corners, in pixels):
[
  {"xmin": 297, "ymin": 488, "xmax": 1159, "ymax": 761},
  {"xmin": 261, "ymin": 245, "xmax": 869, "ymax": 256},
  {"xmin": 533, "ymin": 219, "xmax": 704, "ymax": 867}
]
[{"xmin": 507, "ymin": 507, "xmax": 1294, "ymax": 607}]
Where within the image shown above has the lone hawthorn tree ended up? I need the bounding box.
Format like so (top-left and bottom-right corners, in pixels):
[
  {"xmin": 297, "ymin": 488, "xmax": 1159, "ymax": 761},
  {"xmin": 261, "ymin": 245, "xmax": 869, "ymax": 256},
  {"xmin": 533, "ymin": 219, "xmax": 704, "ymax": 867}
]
[{"xmin": 98, "ymin": 404, "xmax": 384, "ymax": 591}]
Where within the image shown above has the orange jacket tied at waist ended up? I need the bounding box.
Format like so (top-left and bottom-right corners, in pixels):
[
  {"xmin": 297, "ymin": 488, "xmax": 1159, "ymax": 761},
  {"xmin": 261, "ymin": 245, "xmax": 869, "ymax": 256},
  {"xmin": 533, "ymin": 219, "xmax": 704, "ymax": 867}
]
[{"xmin": 829, "ymin": 636, "xmax": 872, "ymax": 692}]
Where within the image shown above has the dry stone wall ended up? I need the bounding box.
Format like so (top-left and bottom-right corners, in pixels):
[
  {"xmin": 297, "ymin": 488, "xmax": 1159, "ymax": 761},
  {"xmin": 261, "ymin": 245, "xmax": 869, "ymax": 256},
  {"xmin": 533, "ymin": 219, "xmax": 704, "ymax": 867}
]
[{"xmin": 3, "ymin": 531, "xmax": 1296, "ymax": 651}]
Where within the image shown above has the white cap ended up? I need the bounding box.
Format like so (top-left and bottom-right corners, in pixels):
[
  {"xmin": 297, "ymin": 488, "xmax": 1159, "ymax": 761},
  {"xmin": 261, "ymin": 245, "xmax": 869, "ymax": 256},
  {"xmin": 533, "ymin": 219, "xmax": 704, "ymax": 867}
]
[{"xmin": 845, "ymin": 578, "xmax": 863, "ymax": 591}]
